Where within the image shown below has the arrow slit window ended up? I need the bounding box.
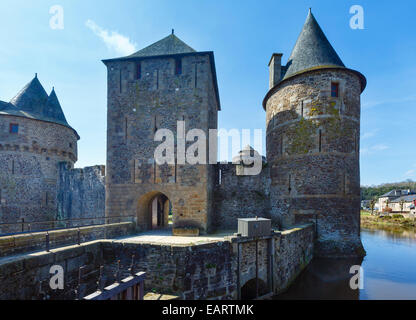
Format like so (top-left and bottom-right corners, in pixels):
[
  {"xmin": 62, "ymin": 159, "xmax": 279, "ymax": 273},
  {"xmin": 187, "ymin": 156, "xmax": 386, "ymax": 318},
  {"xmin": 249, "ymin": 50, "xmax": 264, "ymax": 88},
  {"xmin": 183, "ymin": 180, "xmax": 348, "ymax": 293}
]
[{"xmin": 331, "ymin": 82, "xmax": 339, "ymax": 97}]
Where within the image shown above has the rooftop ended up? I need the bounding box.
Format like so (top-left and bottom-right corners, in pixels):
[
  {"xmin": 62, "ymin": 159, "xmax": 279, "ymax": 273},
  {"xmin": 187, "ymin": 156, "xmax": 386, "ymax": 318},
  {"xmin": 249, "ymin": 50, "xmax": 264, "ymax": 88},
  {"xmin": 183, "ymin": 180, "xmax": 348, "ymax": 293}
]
[
  {"xmin": 282, "ymin": 9, "xmax": 345, "ymax": 81},
  {"xmin": 126, "ymin": 32, "xmax": 196, "ymax": 58},
  {"xmin": 391, "ymin": 194, "xmax": 416, "ymax": 203},
  {"xmin": 380, "ymin": 189, "xmax": 416, "ymax": 198},
  {"xmin": 263, "ymin": 9, "xmax": 366, "ymax": 109},
  {"xmin": 102, "ymin": 32, "xmax": 221, "ymax": 110},
  {"xmin": 0, "ymin": 75, "xmax": 79, "ymax": 139}
]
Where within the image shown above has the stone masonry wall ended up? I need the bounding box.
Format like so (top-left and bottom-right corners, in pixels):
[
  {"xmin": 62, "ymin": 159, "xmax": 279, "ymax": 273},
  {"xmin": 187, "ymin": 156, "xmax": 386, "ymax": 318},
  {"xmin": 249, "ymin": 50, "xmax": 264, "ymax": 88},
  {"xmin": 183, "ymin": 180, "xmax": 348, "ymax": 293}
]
[
  {"xmin": 264, "ymin": 69, "xmax": 364, "ymax": 257},
  {"xmin": 0, "ymin": 115, "xmax": 78, "ymax": 233},
  {"xmin": 0, "ymin": 224, "xmax": 314, "ymax": 300},
  {"xmin": 101, "ymin": 240, "xmax": 236, "ymax": 300},
  {"xmin": 57, "ymin": 163, "xmax": 105, "ymax": 222},
  {"xmin": 213, "ymin": 163, "xmax": 271, "ymax": 230},
  {"xmin": 0, "ymin": 222, "xmax": 135, "ymax": 258},
  {"xmin": 105, "ymin": 53, "xmax": 219, "ymax": 233}
]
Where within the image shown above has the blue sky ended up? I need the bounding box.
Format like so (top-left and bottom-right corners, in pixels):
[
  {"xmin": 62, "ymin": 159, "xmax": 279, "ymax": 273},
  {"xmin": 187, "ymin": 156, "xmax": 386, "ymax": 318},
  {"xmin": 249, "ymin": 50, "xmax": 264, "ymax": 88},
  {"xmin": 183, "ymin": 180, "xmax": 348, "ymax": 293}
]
[{"xmin": 0, "ymin": 0, "xmax": 415, "ymax": 186}]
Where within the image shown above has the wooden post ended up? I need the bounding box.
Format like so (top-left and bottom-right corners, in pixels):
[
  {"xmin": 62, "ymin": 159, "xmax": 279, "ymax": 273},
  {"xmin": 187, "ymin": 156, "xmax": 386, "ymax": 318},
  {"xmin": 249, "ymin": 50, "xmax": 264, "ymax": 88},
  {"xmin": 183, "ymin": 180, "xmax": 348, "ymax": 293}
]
[
  {"xmin": 237, "ymin": 242, "xmax": 241, "ymax": 300},
  {"xmin": 255, "ymin": 239, "xmax": 259, "ymax": 299},
  {"xmin": 268, "ymin": 238, "xmax": 274, "ymax": 294},
  {"xmin": 45, "ymin": 232, "xmax": 50, "ymax": 252}
]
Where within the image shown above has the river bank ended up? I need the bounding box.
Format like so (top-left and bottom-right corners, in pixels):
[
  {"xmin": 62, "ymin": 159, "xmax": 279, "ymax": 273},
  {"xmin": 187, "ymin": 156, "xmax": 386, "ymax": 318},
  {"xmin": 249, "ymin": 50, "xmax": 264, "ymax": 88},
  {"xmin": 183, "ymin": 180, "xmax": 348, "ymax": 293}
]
[{"xmin": 361, "ymin": 212, "xmax": 416, "ymax": 229}]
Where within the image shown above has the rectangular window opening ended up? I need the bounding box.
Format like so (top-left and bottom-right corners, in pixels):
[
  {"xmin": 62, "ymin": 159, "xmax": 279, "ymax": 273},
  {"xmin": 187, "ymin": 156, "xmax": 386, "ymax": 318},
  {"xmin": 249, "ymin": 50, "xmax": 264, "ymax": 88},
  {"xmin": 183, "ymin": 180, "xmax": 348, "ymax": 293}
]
[
  {"xmin": 9, "ymin": 123, "xmax": 19, "ymax": 134},
  {"xmin": 125, "ymin": 117, "xmax": 128, "ymax": 140},
  {"xmin": 119, "ymin": 70, "xmax": 122, "ymax": 94},
  {"xmin": 154, "ymin": 115, "xmax": 158, "ymax": 134},
  {"xmin": 219, "ymin": 169, "xmax": 222, "ymax": 185},
  {"xmin": 331, "ymin": 82, "xmax": 339, "ymax": 97},
  {"xmin": 175, "ymin": 58, "xmax": 182, "ymax": 75},
  {"xmin": 194, "ymin": 64, "xmax": 197, "ymax": 88},
  {"xmin": 136, "ymin": 62, "xmax": 142, "ymax": 79},
  {"xmin": 319, "ymin": 129, "xmax": 322, "ymax": 152},
  {"xmin": 175, "ymin": 162, "xmax": 177, "ymax": 184}
]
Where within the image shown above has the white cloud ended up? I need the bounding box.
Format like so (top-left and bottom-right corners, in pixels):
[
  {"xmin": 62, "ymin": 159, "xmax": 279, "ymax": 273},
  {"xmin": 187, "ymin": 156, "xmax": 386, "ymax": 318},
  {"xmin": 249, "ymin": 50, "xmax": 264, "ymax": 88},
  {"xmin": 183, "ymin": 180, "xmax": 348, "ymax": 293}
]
[
  {"xmin": 361, "ymin": 144, "xmax": 389, "ymax": 155},
  {"xmin": 362, "ymin": 95, "xmax": 416, "ymax": 109},
  {"xmin": 405, "ymin": 169, "xmax": 415, "ymax": 177},
  {"xmin": 361, "ymin": 130, "xmax": 377, "ymax": 140},
  {"xmin": 85, "ymin": 20, "xmax": 137, "ymax": 56},
  {"xmin": 372, "ymin": 144, "xmax": 389, "ymax": 151}
]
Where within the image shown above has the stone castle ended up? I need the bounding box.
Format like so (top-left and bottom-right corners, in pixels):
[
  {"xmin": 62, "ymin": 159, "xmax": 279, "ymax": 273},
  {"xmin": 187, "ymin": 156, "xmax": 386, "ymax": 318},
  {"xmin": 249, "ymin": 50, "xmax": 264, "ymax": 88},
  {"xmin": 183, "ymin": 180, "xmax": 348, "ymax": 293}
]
[
  {"xmin": 0, "ymin": 75, "xmax": 105, "ymax": 232},
  {"xmin": 0, "ymin": 10, "xmax": 365, "ymax": 257}
]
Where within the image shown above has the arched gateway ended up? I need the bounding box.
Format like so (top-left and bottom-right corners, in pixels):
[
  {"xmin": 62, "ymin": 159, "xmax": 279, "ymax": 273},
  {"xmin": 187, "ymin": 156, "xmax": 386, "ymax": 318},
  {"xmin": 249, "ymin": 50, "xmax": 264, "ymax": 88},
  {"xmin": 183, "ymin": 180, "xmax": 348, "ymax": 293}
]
[{"xmin": 137, "ymin": 191, "xmax": 172, "ymax": 230}]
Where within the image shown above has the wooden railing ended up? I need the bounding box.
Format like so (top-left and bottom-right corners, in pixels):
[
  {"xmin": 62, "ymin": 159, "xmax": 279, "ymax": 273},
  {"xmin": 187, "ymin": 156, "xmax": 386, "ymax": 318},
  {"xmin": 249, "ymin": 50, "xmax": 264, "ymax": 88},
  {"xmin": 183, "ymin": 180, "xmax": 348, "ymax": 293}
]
[{"xmin": 83, "ymin": 272, "xmax": 146, "ymax": 300}]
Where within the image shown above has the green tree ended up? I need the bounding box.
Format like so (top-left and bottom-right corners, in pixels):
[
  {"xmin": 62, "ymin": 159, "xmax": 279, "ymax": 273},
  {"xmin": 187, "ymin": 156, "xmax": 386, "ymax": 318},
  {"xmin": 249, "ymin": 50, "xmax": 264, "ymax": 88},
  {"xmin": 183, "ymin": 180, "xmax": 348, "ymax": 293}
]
[
  {"xmin": 370, "ymin": 198, "xmax": 377, "ymax": 215},
  {"xmin": 399, "ymin": 199, "xmax": 406, "ymax": 213}
]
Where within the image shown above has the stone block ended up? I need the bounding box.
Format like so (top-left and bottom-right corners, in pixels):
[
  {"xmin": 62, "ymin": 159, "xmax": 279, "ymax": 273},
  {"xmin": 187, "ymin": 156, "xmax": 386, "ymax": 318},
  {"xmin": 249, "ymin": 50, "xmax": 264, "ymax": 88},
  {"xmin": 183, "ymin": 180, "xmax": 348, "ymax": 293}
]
[{"xmin": 172, "ymin": 228, "xmax": 199, "ymax": 237}]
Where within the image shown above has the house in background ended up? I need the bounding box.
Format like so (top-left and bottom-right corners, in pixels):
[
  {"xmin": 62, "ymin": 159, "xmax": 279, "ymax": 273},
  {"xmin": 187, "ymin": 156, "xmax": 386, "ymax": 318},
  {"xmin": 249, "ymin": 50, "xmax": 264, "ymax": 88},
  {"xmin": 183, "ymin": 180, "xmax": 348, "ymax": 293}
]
[
  {"xmin": 378, "ymin": 189, "xmax": 416, "ymax": 213},
  {"xmin": 390, "ymin": 194, "xmax": 416, "ymax": 213}
]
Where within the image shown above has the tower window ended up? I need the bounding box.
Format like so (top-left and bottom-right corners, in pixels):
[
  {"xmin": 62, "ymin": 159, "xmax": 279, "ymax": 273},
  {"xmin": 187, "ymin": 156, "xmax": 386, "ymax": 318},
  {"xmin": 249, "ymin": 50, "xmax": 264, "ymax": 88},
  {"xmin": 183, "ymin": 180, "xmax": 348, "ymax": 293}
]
[
  {"xmin": 318, "ymin": 129, "xmax": 322, "ymax": 152},
  {"xmin": 175, "ymin": 58, "xmax": 182, "ymax": 75},
  {"xmin": 331, "ymin": 82, "xmax": 339, "ymax": 97},
  {"xmin": 136, "ymin": 62, "xmax": 141, "ymax": 79},
  {"xmin": 9, "ymin": 123, "xmax": 19, "ymax": 134}
]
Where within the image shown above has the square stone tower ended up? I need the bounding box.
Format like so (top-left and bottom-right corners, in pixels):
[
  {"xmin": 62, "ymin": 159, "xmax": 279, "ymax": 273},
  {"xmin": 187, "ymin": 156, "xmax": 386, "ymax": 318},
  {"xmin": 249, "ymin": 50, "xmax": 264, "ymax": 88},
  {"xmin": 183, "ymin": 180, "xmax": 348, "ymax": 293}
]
[{"xmin": 103, "ymin": 32, "xmax": 220, "ymax": 233}]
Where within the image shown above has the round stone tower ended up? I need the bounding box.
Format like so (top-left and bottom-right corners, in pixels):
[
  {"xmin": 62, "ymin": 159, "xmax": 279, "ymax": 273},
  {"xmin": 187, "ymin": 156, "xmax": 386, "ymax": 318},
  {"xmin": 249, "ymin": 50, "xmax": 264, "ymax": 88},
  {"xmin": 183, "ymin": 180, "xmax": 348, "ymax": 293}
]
[
  {"xmin": 263, "ymin": 11, "xmax": 366, "ymax": 257},
  {"xmin": 0, "ymin": 75, "xmax": 79, "ymax": 232}
]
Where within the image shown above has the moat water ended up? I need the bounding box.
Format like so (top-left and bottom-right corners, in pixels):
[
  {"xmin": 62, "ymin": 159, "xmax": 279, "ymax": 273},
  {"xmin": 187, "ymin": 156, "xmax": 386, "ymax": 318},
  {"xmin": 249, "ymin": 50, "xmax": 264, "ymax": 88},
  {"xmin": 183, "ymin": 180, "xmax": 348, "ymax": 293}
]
[{"xmin": 276, "ymin": 226, "xmax": 416, "ymax": 300}]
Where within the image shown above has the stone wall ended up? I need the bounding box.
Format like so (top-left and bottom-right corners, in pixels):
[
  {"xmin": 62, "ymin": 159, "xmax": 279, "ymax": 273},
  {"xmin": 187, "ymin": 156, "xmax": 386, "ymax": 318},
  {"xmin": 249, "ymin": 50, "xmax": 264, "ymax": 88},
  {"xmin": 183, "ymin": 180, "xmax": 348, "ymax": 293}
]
[
  {"xmin": 273, "ymin": 225, "xmax": 315, "ymax": 293},
  {"xmin": 0, "ymin": 224, "xmax": 314, "ymax": 300},
  {"xmin": 264, "ymin": 69, "xmax": 364, "ymax": 257},
  {"xmin": 0, "ymin": 222, "xmax": 134, "ymax": 258},
  {"xmin": 0, "ymin": 240, "xmax": 104, "ymax": 300},
  {"xmin": 101, "ymin": 240, "xmax": 236, "ymax": 300},
  {"xmin": 0, "ymin": 115, "xmax": 78, "ymax": 233},
  {"xmin": 213, "ymin": 163, "xmax": 271, "ymax": 230},
  {"xmin": 104, "ymin": 52, "xmax": 219, "ymax": 233},
  {"xmin": 57, "ymin": 163, "xmax": 105, "ymax": 221},
  {"xmin": 0, "ymin": 113, "xmax": 105, "ymax": 234}
]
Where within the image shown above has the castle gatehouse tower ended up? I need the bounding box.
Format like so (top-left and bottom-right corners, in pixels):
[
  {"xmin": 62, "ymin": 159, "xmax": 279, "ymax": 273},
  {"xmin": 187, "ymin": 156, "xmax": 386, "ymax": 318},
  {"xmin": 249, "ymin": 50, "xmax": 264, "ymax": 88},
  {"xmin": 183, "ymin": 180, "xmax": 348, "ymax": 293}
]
[
  {"xmin": 263, "ymin": 10, "xmax": 366, "ymax": 257},
  {"xmin": 103, "ymin": 33, "xmax": 220, "ymax": 233}
]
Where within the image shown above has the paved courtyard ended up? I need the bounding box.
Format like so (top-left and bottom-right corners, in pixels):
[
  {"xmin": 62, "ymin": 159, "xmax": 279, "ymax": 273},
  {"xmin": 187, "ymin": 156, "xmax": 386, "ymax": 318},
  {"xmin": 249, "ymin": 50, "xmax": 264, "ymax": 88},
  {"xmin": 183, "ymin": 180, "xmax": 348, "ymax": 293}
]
[{"xmin": 115, "ymin": 229, "xmax": 236, "ymax": 246}]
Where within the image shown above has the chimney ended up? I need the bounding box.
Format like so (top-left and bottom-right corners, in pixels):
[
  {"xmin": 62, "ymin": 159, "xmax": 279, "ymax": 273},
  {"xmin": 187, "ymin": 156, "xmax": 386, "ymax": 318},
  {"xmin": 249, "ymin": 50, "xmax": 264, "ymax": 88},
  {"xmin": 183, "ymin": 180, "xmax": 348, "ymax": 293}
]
[{"xmin": 268, "ymin": 53, "xmax": 283, "ymax": 89}]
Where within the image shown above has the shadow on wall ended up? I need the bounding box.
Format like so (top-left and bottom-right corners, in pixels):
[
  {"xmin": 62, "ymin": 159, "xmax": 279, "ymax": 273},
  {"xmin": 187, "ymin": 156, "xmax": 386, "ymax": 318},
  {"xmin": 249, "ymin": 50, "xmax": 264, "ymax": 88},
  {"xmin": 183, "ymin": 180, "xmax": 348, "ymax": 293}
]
[{"xmin": 241, "ymin": 278, "xmax": 269, "ymax": 300}]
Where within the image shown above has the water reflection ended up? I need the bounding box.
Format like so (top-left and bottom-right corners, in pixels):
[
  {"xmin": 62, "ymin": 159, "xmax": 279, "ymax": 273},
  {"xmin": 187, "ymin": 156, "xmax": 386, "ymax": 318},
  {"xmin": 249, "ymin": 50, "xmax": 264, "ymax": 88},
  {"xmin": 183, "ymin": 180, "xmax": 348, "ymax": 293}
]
[
  {"xmin": 276, "ymin": 257, "xmax": 363, "ymax": 300},
  {"xmin": 276, "ymin": 227, "xmax": 416, "ymax": 300}
]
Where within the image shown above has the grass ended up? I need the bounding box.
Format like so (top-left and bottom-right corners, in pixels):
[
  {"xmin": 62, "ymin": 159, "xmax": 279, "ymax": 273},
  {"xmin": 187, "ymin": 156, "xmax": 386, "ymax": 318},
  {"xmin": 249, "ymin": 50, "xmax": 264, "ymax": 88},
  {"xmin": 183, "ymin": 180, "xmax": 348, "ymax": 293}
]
[{"xmin": 361, "ymin": 212, "xmax": 416, "ymax": 229}]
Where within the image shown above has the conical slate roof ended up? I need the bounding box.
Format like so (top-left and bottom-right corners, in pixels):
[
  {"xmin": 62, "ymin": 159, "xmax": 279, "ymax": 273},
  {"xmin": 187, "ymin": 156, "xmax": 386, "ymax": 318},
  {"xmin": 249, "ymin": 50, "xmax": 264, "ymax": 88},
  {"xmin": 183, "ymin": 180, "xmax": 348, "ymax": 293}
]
[
  {"xmin": 0, "ymin": 75, "xmax": 78, "ymax": 137},
  {"xmin": 283, "ymin": 10, "xmax": 345, "ymax": 80},
  {"xmin": 127, "ymin": 33, "xmax": 196, "ymax": 58},
  {"xmin": 44, "ymin": 88, "xmax": 68, "ymax": 124},
  {"xmin": 10, "ymin": 75, "xmax": 49, "ymax": 115}
]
